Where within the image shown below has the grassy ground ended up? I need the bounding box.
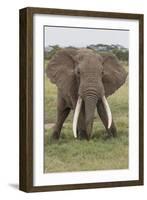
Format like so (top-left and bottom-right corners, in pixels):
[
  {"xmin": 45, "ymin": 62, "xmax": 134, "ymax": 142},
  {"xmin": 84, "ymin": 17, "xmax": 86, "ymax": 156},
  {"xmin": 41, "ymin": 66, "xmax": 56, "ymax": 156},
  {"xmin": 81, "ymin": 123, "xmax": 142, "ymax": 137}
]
[{"xmin": 44, "ymin": 60, "xmax": 128, "ymax": 173}]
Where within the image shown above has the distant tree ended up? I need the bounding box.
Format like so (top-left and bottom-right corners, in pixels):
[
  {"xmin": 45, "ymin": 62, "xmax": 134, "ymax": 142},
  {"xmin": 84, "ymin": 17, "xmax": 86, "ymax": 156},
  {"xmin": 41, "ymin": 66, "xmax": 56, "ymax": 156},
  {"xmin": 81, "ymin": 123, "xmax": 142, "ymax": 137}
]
[
  {"xmin": 112, "ymin": 49, "xmax": 128, "ymax": 61},
  {"xmin": 87, "ymin": 44, "xmax": 129, "ymax": 62},
  {"xmin": 44, "ymin": 45, "xmax": 60, "ymax": 60},
  {"xmin": 44, "ymin": 44, "xmax": 129, "ymax": 62}
]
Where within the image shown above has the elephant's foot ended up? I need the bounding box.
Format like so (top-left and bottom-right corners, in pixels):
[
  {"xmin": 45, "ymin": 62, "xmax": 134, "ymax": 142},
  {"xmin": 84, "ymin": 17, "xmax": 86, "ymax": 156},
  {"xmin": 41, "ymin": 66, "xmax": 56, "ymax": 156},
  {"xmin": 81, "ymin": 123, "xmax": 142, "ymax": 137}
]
[
  {"xmin": 51, "ymin": 131, "xmax": 60, "ymax": 141},
  {"xmin": 110, "ymin": 124, "xmax": 117, "ymax": 137},
  {"xmin": 103, "ymin": 127, "xmax": 117, "ymax": 140}
]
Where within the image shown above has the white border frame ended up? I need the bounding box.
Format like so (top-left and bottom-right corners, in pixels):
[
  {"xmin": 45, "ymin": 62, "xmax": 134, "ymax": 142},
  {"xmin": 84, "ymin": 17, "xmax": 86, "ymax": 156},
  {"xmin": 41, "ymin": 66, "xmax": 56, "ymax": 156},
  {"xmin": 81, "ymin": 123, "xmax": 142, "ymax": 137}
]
[{"xmin": 33, "ymin": 14, "xmax": 139, "ymax": 186}]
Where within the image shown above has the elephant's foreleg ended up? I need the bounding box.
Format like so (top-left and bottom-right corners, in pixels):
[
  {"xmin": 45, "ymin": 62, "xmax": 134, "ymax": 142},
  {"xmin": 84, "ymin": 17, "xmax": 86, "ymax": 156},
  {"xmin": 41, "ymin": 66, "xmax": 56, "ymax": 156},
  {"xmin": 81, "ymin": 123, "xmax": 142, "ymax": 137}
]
[
  {"xmin": 97, "ymin": 99, "xmax": 117, "ymax": 138},
  {"xmin": 52, "ymin": 96, "xmax": 70, "ymax": 140}
]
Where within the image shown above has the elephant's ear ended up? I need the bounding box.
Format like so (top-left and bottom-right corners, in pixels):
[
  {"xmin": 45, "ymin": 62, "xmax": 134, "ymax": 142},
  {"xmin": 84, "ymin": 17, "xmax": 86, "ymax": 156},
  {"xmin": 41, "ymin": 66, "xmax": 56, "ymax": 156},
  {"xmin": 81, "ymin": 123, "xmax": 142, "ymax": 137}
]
[
  {"xmin": 46, "ymin": 48, "xmax": 77, "ymax": 92},
  {"xmin": 101, "ymin": 53, "xmax": 128, "ymax": 97}
]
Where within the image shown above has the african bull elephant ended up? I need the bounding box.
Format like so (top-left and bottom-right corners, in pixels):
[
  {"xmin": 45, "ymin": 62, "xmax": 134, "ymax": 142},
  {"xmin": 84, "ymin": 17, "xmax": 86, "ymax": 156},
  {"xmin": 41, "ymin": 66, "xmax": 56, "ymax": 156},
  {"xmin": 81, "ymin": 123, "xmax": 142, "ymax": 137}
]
[{"xmin": 46, "ymin": 48, "xmax": 127, "ymax": 140}]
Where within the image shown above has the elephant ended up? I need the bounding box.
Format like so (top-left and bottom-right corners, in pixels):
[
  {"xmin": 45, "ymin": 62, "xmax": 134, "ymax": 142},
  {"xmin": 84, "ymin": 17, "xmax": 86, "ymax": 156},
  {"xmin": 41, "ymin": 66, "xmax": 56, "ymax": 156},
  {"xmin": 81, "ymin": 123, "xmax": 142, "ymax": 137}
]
[{"xmin": 46, "ymin": 47, "xmax": 128, "ymax": 140}]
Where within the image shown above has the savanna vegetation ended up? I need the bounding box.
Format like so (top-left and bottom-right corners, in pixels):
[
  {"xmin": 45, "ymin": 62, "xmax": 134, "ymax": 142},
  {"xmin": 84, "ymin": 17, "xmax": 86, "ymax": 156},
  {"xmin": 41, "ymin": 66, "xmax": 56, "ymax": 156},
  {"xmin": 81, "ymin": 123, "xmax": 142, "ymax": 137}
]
[{"xmin": 44, "ymin": 47, "xmax": 129, "ymax": 173}]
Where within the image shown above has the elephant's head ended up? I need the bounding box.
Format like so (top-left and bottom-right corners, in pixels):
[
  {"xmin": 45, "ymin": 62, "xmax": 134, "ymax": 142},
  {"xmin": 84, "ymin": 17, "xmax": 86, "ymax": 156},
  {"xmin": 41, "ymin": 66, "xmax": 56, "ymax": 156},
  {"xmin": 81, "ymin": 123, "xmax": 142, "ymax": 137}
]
[{"xmin": 46, "ymin": 48, "xmax": 127, "ymax": 139}]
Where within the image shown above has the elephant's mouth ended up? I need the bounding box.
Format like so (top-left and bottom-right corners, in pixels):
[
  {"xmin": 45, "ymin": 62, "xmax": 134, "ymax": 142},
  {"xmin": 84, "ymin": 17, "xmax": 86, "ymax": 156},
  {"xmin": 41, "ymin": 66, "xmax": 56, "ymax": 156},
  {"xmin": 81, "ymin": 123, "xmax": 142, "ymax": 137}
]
[{"xmin": 72, "ymin": 96, "xmax": 112, "ymax": 138}]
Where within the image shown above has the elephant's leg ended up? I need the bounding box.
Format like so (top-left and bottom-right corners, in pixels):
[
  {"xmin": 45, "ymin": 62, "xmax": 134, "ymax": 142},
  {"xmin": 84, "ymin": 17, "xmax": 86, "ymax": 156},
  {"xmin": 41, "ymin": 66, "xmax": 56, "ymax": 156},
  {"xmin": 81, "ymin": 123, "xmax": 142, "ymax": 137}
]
[
  {"xmin": 97, "ymin": 99, "xmax": 117, "ymax": 138},
  {"xmin": 77, "ymin": 103, "xmax": 87, "ymax": 139},
  {"xmin": 52, "ymin": 96, "xmax": 70, "ymax": 140}
]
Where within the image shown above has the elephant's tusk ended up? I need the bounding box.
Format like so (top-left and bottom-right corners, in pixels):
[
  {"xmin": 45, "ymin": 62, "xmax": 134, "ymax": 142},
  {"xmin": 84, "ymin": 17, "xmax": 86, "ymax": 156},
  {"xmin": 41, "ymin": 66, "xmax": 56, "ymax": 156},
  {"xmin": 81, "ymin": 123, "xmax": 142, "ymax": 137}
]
[
  {"xmin": 102, "ymin": 96, "xmax": 112, "ymax": 129},
  {"xmin": 73, "ymin": 96, "xmax": 82, "ymax": 138}
]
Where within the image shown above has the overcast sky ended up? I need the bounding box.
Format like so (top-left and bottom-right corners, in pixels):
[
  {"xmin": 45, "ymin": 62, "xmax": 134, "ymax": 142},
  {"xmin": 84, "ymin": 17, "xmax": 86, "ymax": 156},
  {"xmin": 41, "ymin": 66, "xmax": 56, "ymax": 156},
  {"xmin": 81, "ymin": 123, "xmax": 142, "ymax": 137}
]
[{"xmin": 45, "ymin": 26, "xmax": 129, "ymax": 49}]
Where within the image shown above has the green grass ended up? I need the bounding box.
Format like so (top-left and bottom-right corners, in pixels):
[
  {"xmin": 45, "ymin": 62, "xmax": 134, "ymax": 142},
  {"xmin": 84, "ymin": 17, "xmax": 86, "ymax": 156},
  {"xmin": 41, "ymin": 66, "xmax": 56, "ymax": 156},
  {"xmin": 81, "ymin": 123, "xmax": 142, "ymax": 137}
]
[{"xmin": 44, "ymin": 60, "xmax": 128, "ymax": 173}]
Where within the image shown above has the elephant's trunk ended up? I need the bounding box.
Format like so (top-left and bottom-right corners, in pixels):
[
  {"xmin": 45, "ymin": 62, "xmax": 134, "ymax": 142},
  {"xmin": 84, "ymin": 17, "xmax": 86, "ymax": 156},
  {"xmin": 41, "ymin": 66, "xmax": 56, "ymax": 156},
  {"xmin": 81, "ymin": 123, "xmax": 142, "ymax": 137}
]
[
  {"xmin": 85, "ymin": 95, "xmax": 98, "ymax": 140},
  {"xmin": 72, "ymin": 95, "xmax": 112, "ymax": 139}
]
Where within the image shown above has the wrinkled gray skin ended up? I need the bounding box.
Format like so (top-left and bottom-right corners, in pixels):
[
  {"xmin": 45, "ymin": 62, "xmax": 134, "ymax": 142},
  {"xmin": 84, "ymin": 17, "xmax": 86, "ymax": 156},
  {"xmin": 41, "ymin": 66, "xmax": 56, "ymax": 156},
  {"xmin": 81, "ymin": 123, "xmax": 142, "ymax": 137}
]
[{"xmin": 46, "ymin": 48, "xmax": 127, "ymax": 140}]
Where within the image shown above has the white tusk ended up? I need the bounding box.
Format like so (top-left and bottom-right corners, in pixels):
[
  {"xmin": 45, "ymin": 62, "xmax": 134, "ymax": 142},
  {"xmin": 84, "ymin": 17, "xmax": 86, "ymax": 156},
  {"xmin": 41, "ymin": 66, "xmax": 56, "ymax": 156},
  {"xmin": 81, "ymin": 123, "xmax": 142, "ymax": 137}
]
[
  {"xmin": 102, "ymin": 96, "xmax": 112, "ymax": 129},
  {"xmin": 73, "ymin": 96, "xmax": 82, "ymax": 138}
]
